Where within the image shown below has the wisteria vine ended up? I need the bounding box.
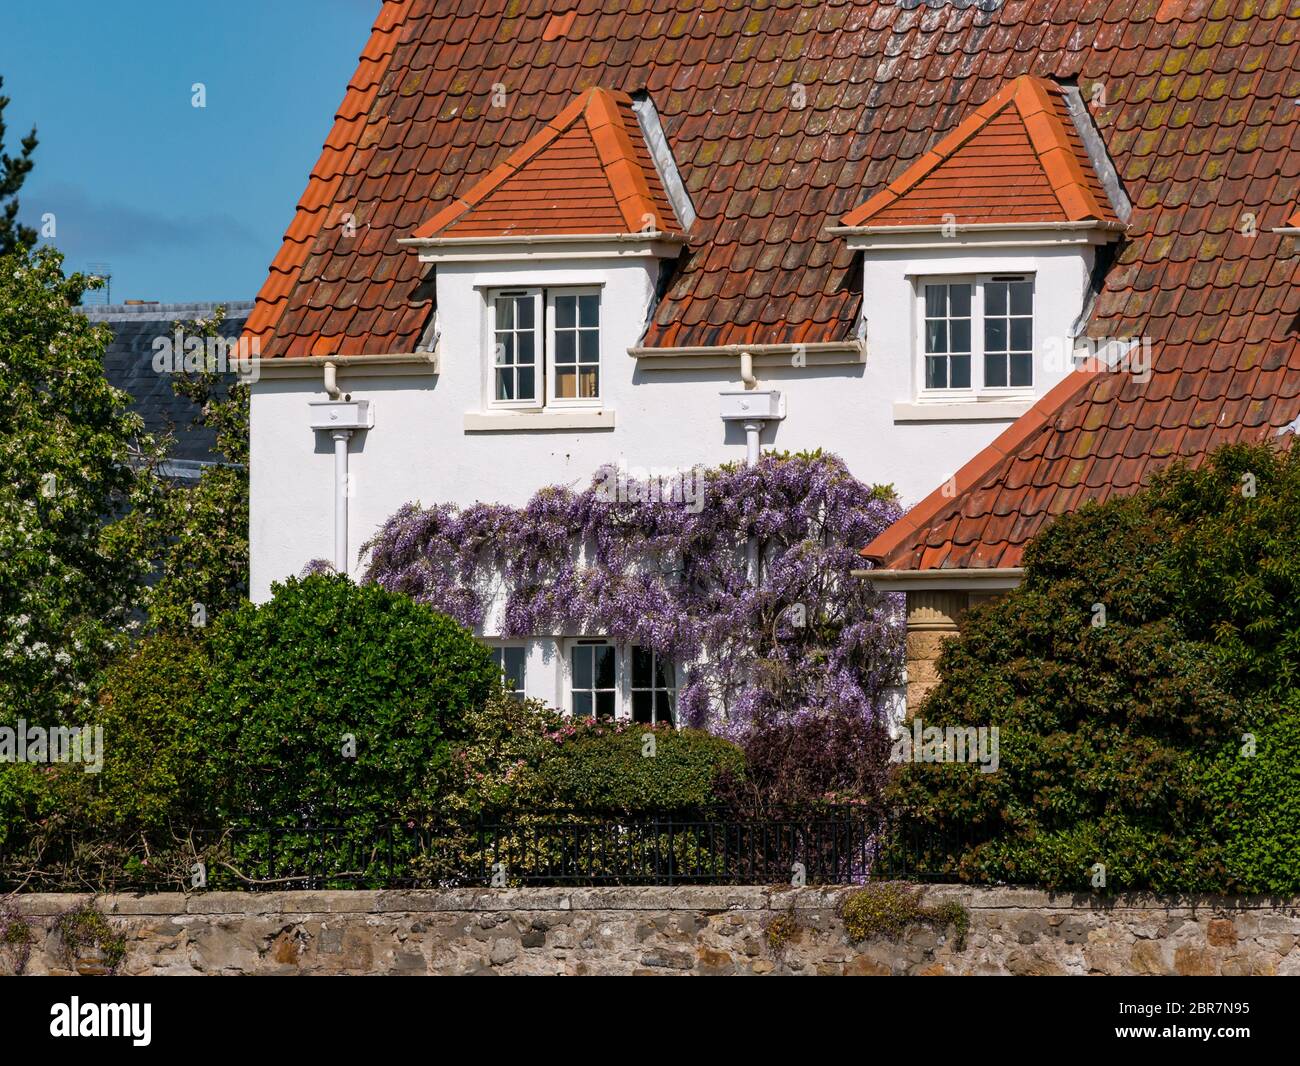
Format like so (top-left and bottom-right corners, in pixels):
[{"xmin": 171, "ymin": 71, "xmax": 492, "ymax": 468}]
[{"xmin": 362, "ymin": 452, "xmax": 904, "ymax": 735}]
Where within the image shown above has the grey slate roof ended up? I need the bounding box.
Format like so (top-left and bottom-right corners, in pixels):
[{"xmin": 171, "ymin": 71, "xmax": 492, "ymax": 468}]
[{"xmin": 78, "ymin": 302, "xmax": 253, "ymax": 465}]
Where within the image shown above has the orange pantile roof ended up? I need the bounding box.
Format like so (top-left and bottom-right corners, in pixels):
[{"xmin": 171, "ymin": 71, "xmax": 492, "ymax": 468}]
[
  {"xmin": 411, "ymin": 87, "xmax": 682, "ymax": 241},
  {"xmin": 245, "ymin": 1, "xmax": 1299, "ymax": 361},
  {"xmin": 841, "ymin": 75, "xmax": 1118, "ymax": 228}
]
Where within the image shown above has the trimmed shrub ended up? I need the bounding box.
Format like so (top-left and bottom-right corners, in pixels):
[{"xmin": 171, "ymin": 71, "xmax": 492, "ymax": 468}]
[
  {"xmin": 197, "ymin": 574, "xmax": 498, "ymax": 878},
  {"xmin": 540, "ymin": 721, "xmax": 745, "ymax": 813},
  {"xmin": 889, "ymin": 443, "xmax": 1300, "ymax": 892}
]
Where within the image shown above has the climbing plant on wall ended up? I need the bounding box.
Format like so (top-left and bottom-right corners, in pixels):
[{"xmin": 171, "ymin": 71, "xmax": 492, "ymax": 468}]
[{"xmin": 363, "ymin": 452, "xmax": 903, "ymax": 735}]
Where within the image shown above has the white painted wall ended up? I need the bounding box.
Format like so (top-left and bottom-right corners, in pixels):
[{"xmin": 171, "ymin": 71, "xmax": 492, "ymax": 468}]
[{"xmin": 250, "ymin": 243, "xmax": 1097, "ymax": 624}]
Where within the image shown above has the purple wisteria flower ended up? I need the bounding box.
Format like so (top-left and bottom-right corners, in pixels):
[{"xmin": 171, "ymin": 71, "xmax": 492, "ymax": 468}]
[{"xmin": 362, "ymin": 452, "xmax": 904, "ymax": 738}]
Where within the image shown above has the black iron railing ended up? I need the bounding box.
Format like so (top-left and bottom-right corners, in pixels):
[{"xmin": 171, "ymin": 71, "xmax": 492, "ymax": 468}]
[{"xmin": 0, "ymin": 808, "xmax": 972, "ymax": 892}]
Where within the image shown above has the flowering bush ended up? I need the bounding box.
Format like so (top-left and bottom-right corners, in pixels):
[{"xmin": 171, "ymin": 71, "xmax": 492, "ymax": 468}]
[{"xmin": 364, "ymin": 452, "xmax": 903, "ymax": 735}]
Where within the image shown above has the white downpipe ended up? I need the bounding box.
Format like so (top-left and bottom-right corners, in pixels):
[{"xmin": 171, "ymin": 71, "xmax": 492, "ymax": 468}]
[
  {"xmin": 739, "ymin": 350, "xmax": 757, "ymax": 390},
  {"xmin": 744, "ymin": 419, "xmax": 763, "ymax": 583},
  {"xmin": 332, "ymin": 430, "xmax": 351, "ymax": 574}
]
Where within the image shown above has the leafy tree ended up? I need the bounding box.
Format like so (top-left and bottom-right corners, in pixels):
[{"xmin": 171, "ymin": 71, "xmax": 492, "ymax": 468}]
[
  {"xmin": 889, "ymin": 443, "xmax": 1300, "ymax": 892},
  {"xmin": 106, "ymin": 307, "xmax": 249, "ymax": 632},
  {"xmin": 0, "ymin": 248, "xmax": 152, "ymax": 720},
  {"xmin": 0, "ymin": 75, "xmax": 37, "ymax": 255}
]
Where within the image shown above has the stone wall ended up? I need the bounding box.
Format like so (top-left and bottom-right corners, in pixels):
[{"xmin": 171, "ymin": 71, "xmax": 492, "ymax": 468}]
[{"xmin": 8, "ymin": 886, "xmax": 1300, "ymax": 976}]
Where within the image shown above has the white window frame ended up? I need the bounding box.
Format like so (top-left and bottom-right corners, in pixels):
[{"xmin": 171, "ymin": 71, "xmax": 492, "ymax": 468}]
[
  {"xmin": 545, "ymin": 287, "xmax": 602, "ymax": 410},
  {"xmin": 485, "ymin": 286, "xmax": 602, "ymax": 412},
  {"xmin": 561, "ymin": 640, "xmax": 679, "ymax": 725},
  {"xmin": 915, "ymin": 273, "xmax": 1035, "ymax": 402},
  {"xmin": 487, "ymin": 642, "xmax": 528, "ymax": 701},
  {"xmin": 629, "ymin": 645, "xmax": 677, "ymax": 726},
  {"xmin": 488, "ymin": 288, "xmax": 543, "ymax": 410}
]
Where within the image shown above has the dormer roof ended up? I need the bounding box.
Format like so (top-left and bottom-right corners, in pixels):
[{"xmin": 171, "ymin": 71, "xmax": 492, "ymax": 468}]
[
  {"xmin": 841, "ymin": 76, "xmax": 1120, "ymax": 231},
  {"xmin": 410, "ymin": 87, "xmax": 685, "ymax": 242}
]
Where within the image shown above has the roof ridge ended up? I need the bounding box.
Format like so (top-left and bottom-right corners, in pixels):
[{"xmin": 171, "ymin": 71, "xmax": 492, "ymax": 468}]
[
  {"xmin": 860, "ymin": 359, "xmax": 1108, "ymax": 566},
  {"xmin": 841, "ymin": 75, "xmax": 1114, "ymax": 228}
]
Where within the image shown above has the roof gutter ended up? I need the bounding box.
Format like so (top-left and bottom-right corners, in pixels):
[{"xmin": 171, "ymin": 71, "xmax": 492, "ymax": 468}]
[
  {"xmin": 252, "ymin": 351, "xmax": 439, "ymax": 378},
  {"xmin": 629, "ymin": 339, "xmax": 866, "ymax": 370},
  {"xmin": 851, "ymin": 566, "xmax": 1026, "ymax": 593}
]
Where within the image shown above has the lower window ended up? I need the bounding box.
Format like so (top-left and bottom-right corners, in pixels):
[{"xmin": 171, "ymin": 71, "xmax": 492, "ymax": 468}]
[
  {"xmin": 490, "ymin": 645, "xmax": 527, "ymax": 701},
  {"xmin": 631, "ymin": 647, "xmax": 676, "ymax": 725},
  {"xmin": 571, "ymin": 641, "xmax": 617, "ymax": 719}
]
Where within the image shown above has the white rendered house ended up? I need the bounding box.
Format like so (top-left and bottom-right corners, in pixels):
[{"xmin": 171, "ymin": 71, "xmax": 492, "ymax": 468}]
[{"xmin": 242, "ymin": 6, "xmax": 1128, "ymax": 723}]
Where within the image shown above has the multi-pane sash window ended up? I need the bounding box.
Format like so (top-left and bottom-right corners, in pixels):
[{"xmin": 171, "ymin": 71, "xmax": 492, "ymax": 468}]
[
  {"xmin": 920, "ymin": 276, "xmax": 1034, "ymax": 395},
  {"xmin": 631, "ymin": 647, "xmax": 676, "ymax": 725},
  {"xmin": 490, "ymin": 645, "xmax": 527, "ymax": 702},
  {"xmin": 490, "ymin": 288, "xmax": 601, "ymax": 409},
  {"xmin": 551, "ymin": 292, "xmax": 600, "ymax": 401},
  {"xmin": 571, "ymin": 641, "xmax": 616, "ymax": 719},
  {"xmin": 983, "ymin": 278, "xmax": 1034, "ymax": 388},
  {"xmin": 923, "ymin": 283, "xmax": 972, "ymax": 390},
  {"xmin": 492, "ymin": 291, "xmax": 539, "ymax": 404}
]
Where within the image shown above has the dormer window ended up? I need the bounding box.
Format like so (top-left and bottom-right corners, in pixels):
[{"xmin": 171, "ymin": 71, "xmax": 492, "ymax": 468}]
[
  {"xmin": 490, "ymin": 287, "xmax": 602, "ymax": 410},
  {"xmin": 920, "ymin": 275, "xmax": 1034, "ymax": 397},
  {"xmin": 832, "ymin": 75, "xmax": 1125, "ymax": 421}
]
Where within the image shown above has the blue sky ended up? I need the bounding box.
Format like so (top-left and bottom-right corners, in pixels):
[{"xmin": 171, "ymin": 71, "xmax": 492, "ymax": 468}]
[{"xmin": 0, "ymin": 1, "xmax": 379, "ymax": 302}]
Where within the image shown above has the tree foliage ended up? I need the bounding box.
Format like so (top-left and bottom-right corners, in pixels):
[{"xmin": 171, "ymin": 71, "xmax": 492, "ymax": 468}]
[
  {"xmin": 0, "ymin": 248, "xmax": 150, "ymax": 720},
  {"xmin": 890, "ymin": 442, "xmax": 1300, "ymax": 892}
]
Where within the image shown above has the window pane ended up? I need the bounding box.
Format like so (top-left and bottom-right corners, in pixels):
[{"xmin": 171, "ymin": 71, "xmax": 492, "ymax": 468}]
[
  {"xmin": 655, "ymin": 691, "xmax": 673, "ymax": 724},
  {"xmin": 579, "ymin": 294, "xmax": 599, "ymax": 327},
  {"xmin": 985, "ymin": 317, "xmax": 1007, "ymax": 353},
  {"xmin": 579, "ymin": 367, "xmax": 599, "ymax": 399},
  {"xmin": 632, "ymin": 646, "xmax": 652, "ymax": 688},
  {"xmin": 555, "ymin": 330, "xmax": 575, "ymax": 362},
  {"xmin": 985, "ymin": 354, "xmax": 1007, "ymax": 388},
  {"xmin": 572, "ymin": 646, "xmax": 591, "ymax": 689},
  {"xmin": 555, "ymin": 294, "xmax": 576, "ymax": 328},
  {"xmin": 501, "ymin": 647, "xmax": 526, "ymax": 691},
  {"xmin": 495, "ymin": 299, "xmax": 513, "ymax": 329},
  {"xmin": 950, "ymin": 319, "xmax": 971, "ymax": 354},
  {"xmin": 578, "ymin": 330, "xmax": 599, "ymax": 363},
  {"xmin": 1010, "ymin": 352, "xmax": 1033, "ymax": 387},
  {"xmin": 632, "ymin": 690, "xmax": 652, "ymax": 723},
  {"xmin": 495, "ymin": 369, "xmax": 514, "ymax": 401},
  {"xmin": 516, "ymin": 333, "xmax": 534, "ymax": 365},
  {"xmin": 924, "ymin": 285, "xmax": 946, "ymax": 317},
  {"xmin": 925, "ymin": 355, "xmax": 947, "ymax": 390},
  {"xmin": 516, "ymin": 296, "xmax": 534, "ymax": 328},
  {"xmin": 950, "ymin": 354, "xmax": 971, "ymax": 389},
  {"xmin": 655, "ymin": 657, "xmax": 674, "ymax": 689},
  {"xmin": 554, "ymin": 366, "xmax": 576, "ymax": 399},
  {"xmin": 594, "ymin": 645, "xmax": 615, "ymax": 688},
  {"xmin": 573, "ymin": 691, "xmax": 592, "ymax": 718},
  {"xmin": 949, "ymin": 283, "xmax": 971, "ymax": 317},
  {"xmin": 596, "ymin": 691, "xmax": 616, "ymax": 720},
  {"xmin": 985, "ymin": 282, "xmax": 1006, "ymax": 316},
  {"xmin": 1010, "ymin": 281, "xmax": 1033, "ymax": 315},
  {"xmin": 1010, "ymin": 318, "xmax": 1032, "ymax": 352},
  {"xmin": 517, "ymin": 367, "xmax": 535, "ymax": 400},
  {"xmin": 925, "ymin": 320, "xmax": 947, "ymax": 354},
  {"xmin": 496, "ymin": 334, "xmax": 514, "ymax": 364}
]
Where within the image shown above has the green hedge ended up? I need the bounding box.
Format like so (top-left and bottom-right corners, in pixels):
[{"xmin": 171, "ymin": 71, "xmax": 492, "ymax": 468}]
[{"xmin": 540, "ymin": 721, "xmax": 745, "ymax": 813}]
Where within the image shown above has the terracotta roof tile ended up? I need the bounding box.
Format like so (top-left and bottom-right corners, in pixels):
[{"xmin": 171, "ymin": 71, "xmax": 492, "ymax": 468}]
[{"xmin": 244, "ymin": 0, "xmax": 1297, "ymax": 384}]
